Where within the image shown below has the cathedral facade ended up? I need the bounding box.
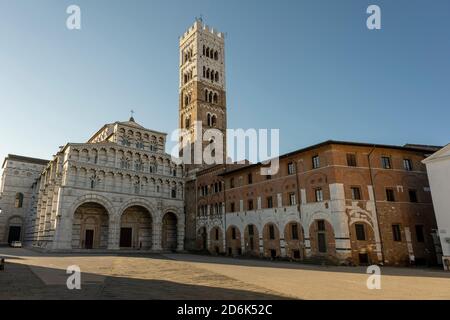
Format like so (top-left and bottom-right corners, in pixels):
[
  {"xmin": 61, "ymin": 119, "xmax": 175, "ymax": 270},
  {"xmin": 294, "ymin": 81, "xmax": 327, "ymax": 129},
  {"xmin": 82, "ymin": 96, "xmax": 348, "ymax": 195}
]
[{"xmin": 0, "ymin": 118, "xmax": 185, "ymax": 251}]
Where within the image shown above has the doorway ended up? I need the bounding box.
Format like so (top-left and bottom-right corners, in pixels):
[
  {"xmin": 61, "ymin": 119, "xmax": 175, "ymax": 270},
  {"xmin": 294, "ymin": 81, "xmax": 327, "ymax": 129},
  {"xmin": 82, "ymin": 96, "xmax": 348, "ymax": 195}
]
[
  {"xmin": 120, "ymin": 227, "xmax": 132, "ymax": 248},
  {"xmin": 85, "ymin": 229, "xmax": 94, "ymax": 249},
  {"xmin": 8, "ymin": 226, "xmax": 21, "ymax": 243}
]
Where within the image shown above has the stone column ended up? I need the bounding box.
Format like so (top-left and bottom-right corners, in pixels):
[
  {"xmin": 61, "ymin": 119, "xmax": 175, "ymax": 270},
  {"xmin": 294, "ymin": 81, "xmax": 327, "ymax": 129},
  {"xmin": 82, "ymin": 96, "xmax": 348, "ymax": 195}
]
[
  {"xmin": 107, "ymin": 214, "xmax": 120, "ymax": 250},
  {"xmin": 280, "ymin": 239, "xmax": 286, "ymax": 257},
  {"xmin": 152, "ymin": 220, "xmax": 162, "ymax": 251}
]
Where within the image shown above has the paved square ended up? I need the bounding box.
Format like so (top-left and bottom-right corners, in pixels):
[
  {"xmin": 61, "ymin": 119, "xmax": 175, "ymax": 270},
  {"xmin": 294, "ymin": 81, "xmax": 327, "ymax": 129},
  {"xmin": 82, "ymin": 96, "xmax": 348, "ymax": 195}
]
[{"xmin": 0, "ymin": 248, "xmax": 449, "ymax": 300}]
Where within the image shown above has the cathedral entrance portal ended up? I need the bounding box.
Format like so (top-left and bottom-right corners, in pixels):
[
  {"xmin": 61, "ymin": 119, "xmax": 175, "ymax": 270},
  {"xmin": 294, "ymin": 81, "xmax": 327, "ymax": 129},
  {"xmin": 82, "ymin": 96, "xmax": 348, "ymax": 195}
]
[
  {"xmin": 72, "ymin": 202, "xmax": 109, "ymax": 249},
  {"xmin": 120, "ymin": 206, "xmax": 152, "ymax": 250}
]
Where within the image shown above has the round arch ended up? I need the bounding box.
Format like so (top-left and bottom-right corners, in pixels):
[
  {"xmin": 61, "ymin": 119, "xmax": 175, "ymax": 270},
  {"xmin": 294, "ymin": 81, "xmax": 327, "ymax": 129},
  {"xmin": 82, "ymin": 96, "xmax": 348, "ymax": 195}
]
[
  {"xmin": 162, "ymin": 212, "xmax": 178, "ymax": 251},
  {"xmin": 226, "ymin": 225, "xmax": 242, "ymax": 256},
  {"xmin": 262, "ymin": 222, "xmax": 280, "ymax": 259},
  {"xmin": 243, "ymin": 224, "xmax": 259, "ymax": 256},
  {"xmin": 72, "ymin": 201, "xmax": 110, "ymax": 249},
  {"xmin": 284, "ymin": 221, "xmax": 305, "ymax": 260}
]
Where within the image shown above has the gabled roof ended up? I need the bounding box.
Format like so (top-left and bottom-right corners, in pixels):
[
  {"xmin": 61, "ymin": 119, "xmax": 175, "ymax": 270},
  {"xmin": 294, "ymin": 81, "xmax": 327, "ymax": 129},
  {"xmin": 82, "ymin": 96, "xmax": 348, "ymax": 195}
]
[
  {"xmin": 422, "ymin": 144, "xmax": 450, "ymax": 164},
  {"xmin": 2, "ymin": 154, "xmax": 49, "ymax": 169}
]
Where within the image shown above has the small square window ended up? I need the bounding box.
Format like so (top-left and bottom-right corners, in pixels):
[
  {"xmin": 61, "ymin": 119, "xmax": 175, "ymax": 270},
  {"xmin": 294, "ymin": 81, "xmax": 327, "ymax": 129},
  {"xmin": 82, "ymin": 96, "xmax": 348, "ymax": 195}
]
[
  {"xmin": 355, "ymin": 224, "xmax": 366, "ymax": 241},
  {"xmin": 386, "ymin": 188, "xmax": 395, "ymax": 202},
  {"xmin": 403, "ymin": 159, "xmax": 413, "ymax": 171},
  {"xmin": 288, "ymin": 162, "xmax": 295, "ymax": 175},
  {"xmin": 381, "ymin": 156, "xmax": 392, "ymax": 169},
  {"xmin": 351, "ymin": 187, "xmax": 362, "ymax": 200},
  {"xmin": 315, "ymin": 188, "xmax": 323, "ymax": 202},
  {"xmin": 289, "ymin": 193, "xmax": 296, "ymax": 206},
  {"xmin": 347, "ymin": 153, "xmax": 357, "ymax": 167},
  {"xmin": 312, "ymin": 155, "xmax": 320, "ymax": 169},
  {"xmin": 409, "ymin": 189, "xmax": 418, "ymax": 203},
  {"xmin": 392, "ymin": 224, "xmax": 402, "ymax": 241},
  {"xmin": 267, "ymin": 196, "xmax": 273, "ymax": 208}
]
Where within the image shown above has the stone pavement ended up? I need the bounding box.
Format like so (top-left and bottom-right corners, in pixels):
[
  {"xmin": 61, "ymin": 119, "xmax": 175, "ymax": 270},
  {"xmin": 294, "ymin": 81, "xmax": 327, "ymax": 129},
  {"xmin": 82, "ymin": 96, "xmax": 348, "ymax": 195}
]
[{"xmin": 1, "ymin": 248, "xmax": 449, "ymax": 300}]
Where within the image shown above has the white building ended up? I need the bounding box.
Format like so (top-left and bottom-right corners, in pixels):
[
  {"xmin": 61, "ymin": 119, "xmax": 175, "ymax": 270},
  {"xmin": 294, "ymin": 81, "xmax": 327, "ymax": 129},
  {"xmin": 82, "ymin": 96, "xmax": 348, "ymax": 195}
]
[
  {"xmin": 0, "ymin": 155, "xmax": 48, "ymax": 245},
  {"xmin": 423, "ymin": 144, "xmax": 450, "ymax": 270}
]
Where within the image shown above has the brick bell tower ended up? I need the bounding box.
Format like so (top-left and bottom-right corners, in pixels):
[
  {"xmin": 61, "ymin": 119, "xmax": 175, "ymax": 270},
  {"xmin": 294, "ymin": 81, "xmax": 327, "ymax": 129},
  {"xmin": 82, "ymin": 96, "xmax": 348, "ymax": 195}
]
[{"xmin": 178, "ymin": 19, "xmax": 227, "ymax": 171}]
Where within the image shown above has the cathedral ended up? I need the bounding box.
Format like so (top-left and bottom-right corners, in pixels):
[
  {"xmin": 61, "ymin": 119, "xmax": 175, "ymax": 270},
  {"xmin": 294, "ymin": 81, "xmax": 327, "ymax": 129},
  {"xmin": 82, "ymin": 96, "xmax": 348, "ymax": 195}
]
[{"xmin": 0, "ymin": 20, "xmax": 443, "ymax": 267}]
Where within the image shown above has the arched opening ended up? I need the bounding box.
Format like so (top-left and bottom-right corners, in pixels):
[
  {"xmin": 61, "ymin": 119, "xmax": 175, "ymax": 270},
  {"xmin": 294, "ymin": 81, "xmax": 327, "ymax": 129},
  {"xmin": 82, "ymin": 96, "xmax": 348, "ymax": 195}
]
[
  {"xmin": 263, "ymin": 223, "xmax": 281, "ymax": 258},
  {"xmin": 120, "ymin": 205, "xmax": 152, "ymax": 249},
  {"xmin": 207, "ymin": 113, "xmax": 211, "ymax": 126},
  {"xmin": 162, "ymin": 212, "xmax": 177, "ymax": 251},
  {"xmin": 197, "ymin": 226, "xmax": 207, "ymax": 250},
  {"xmin": 226, "ymin": 225, "xmax": 241, "ymax": 256},
  {"xmin": 244, "ymin": 224, "xmax": 259, "ymax": 256},
  {"xmin": 72, "ymin": 202, "xmax": 109, "ymax": 249},
  {"xmin": 284, "ymin": 222, "xmax": 305, "ymax": 260},
  {"xmin": 209, "ymin": 226, "xmax": 223, "ymax": 254},
  {"xmin": 349, "ymin": 222, "xmax": 377, "ymax": 265},
  {"xmin": 309, "ymin": 219, "xmax": 336, "ymax": 259},
  {"xmin": 7, "ymin": 216, "xmax": 23, "ymax": 244}
]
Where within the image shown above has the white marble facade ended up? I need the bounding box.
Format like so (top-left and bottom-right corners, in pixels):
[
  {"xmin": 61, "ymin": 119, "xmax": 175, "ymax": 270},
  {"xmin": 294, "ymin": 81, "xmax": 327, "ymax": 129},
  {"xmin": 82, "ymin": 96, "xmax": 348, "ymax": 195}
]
[{"xmin": 22, "ymin": 118, "xmax": 184, "ymax": 251}]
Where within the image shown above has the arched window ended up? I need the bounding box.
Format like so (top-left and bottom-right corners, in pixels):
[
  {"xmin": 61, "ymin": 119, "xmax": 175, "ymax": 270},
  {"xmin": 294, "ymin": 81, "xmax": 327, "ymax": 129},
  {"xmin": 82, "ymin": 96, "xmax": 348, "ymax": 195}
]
[
  {"xmin": 184, "ymin": 95, "xmax": 189, "ymax": 107},
  {"xmin": 211, "ymin": 115, "xmax": 217, "ymax": 127},
  {"xmin": 206, "ymin": 68, "xmax": 210, "ymax": 79},
  {"xmin": 215, "ymin": 71, "xmax": 219, "ymax": 82},
  {"xmin": 213, "ymin": 93, "xmax": 218, "ymax": 103},
  {"xmin": 207, "ymin": 113, "xmax": 211, "ymax": 127},
  {"xmin": 205, "ymin": 89, "xmax": 208, "ymax": 101},
  {"xmin": 203, "ymin": 66, "xmax": 206, "ymax": 77},
  {"xmin": 210, "ymin": 69, "xmax": 214, "ymax": 82},
  {"xmin": 15, "ymin": 193, "xmax": 24, "ymax": 208},
  {"xmin": 203, "ymin": 45, "xmax": 205, "ymax": 56},
  {"xmin": 209, "ymin": 91, "xmax": 213, "ymax": 103},
  {"xmin": 206, "ymin": 47, "xmax": 209, "ymax": 57},
  {"xmin": 214, "ymin": 51, "xmax": 218, "ymax": 60}
]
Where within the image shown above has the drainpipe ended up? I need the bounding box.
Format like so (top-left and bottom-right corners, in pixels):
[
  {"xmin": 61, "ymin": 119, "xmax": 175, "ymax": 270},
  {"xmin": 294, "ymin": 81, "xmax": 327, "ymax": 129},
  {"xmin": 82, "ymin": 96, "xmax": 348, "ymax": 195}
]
[{"xmin": 368, "ymin": 146, "xmax": 385, "ymax": 264}]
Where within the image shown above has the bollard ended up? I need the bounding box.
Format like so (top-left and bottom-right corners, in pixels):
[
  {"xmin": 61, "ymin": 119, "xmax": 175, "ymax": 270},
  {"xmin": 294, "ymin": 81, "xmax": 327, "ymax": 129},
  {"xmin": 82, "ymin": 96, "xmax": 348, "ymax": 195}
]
[{"xmin": 0, "ymin": 258, "xmax": 5, "ymax": 271}]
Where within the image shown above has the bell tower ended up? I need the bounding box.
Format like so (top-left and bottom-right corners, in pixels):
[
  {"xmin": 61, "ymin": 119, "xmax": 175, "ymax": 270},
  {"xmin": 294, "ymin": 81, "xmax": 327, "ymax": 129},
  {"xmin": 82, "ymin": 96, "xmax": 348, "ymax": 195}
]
[{"xmin": 179, "ymin": 19, "xmax": 227, "ymax": 169}]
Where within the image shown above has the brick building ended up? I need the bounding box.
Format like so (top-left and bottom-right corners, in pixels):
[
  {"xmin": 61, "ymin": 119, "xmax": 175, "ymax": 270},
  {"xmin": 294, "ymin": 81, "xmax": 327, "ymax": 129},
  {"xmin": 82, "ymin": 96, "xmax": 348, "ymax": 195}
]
[{"xmin": 189, "ymin": 141, "xmax": 441, "ymax": 266}]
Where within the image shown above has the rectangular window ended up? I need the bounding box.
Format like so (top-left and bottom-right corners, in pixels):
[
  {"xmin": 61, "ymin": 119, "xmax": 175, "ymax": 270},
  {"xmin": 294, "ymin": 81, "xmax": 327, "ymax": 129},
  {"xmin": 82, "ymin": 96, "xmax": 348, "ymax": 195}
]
[
  {"xmin": 269, "ymin": 225, "xmax": 275, "ymax": 240},
  {"xmin": 415, "ymin": 225, "xmax": 425, "ymax": 243},
  {"xmin": 409, "ymin": 189, "xmax": 418, "ymax": 203},
  {"xmin": 267, "ymin": 196, "xmax": 273, "ymax": 208},
  {"xmin": 291, "ymin": 224, "xmax": 299, "ymax": 240},
  {"xmin": 312, "ymin": 155, "xmax": 320, "ymax": 169},
  {"xmin": 318, "ymin": 233, "xmax": 327, "ymax": 253},
  {"xmin": 230, "ymin": 202, "xmax": 235, "ymax": 212},
  {"xmin": 403, "ymin": 159, "xmax": 413, "ymax": 171},
  {"xmin": 289, "ymin": 193, "xmax": 296, "ymax": 206},
  {"xmin": 381, "ymin": 156, "xmax": 392, "ymax": 169},
  {"xmin": 355, "ymin": 223, "xmax": 366, "ymax": 241},
  {"xmin": 347, "ymin": 153, "xmax": 357, "ymax": 167},
  {"xmin": 386, "ymin": 188, "xmax": 395, "ymax": 202},
  {"xmin": 230, "ymin": 178, "xmax": 235, "ymax": 188},
  {"xmin": 247, "ymin": 199, "xmax": 254, "ymax": 211},
  {"xmin": 315, "ymin": 188, "xmax": 324, "ymax": 202},
  {"xmin": 351, "ymin": 187, "xmax": 362, "ymax": 200},
  {"xmin": 288, "ymin": 162, "xmax": 295, "ymax": 175},
  {"xmin": 248, "ymin": 173, "xmax": 253, "ymax": 184},
  {"xmin": 317, "ymin": 220, "xmax": 325, "ymax": 231},
  {"xmin": 248, "ymin": 225, "xmax": 254, "ymax": 236},
  {"xmin": 392, "ymin": 224, "xmax": 402, "ymax": 242}
]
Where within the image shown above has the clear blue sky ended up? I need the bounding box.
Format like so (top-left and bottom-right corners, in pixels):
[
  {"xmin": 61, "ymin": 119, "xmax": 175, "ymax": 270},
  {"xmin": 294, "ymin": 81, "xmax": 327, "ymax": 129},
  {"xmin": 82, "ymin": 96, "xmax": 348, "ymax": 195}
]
[{"xmin": 0, "ymin": 0, "xmax": 449, "ymax": 165}]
